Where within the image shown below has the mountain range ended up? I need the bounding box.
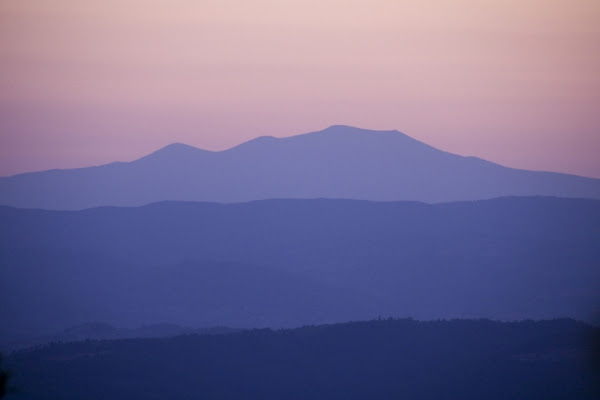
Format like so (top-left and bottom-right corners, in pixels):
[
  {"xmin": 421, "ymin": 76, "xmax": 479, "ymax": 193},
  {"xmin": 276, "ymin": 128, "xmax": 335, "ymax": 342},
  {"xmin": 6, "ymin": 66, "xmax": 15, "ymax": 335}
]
[
  {"xmin": 2, "ymin": 196, "xmax": 599, "ymax": 340},
  {"xmin": 1, "ymin": 125, "xmax": 599, "ymax": 209}
]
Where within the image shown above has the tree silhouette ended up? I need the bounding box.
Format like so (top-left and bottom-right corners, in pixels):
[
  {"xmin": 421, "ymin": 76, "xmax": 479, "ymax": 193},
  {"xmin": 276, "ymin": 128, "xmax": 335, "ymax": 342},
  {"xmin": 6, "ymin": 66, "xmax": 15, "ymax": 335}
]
[{"xmin": 0, "ymin": 354, "xmax": 8, "ymax": 399}]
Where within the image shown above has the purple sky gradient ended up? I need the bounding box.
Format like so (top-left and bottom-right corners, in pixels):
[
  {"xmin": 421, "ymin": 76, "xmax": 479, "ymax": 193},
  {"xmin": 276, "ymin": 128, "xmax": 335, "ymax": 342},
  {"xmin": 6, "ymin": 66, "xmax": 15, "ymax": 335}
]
[{"xmin": 1, "ymin": 0, "xmax": 599, "ymax": 178}]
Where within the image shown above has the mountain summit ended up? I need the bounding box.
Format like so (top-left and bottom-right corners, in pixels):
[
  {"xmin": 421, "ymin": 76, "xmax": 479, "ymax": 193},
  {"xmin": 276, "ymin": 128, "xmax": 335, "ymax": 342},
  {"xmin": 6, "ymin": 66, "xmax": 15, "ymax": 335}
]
[{"xmin": 1, "ymin": 125, "xmax": 599, "ymax": 209}]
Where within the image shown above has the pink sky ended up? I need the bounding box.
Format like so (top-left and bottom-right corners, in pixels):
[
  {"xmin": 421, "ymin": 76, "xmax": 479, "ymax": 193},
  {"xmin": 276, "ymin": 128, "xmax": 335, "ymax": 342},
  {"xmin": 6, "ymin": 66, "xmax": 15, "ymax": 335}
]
[{"xmin": 1, "ymin": 0, "xmax": 599, "ymax": 177}]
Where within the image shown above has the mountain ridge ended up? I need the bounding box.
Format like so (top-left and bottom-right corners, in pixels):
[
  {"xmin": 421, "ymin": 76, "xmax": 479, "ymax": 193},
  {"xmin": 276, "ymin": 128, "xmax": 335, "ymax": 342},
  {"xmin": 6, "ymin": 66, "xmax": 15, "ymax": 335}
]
[
  {"xmin": 1, "ymin": 196, "xmax": 599, "ymax": 335},
  {"xmin": 1, "ymin": 125, "xmax": 599, "ymax": 209},
  {"xmin": 1, "ymin": 125, "xmax": 594, "ymax": 178}
]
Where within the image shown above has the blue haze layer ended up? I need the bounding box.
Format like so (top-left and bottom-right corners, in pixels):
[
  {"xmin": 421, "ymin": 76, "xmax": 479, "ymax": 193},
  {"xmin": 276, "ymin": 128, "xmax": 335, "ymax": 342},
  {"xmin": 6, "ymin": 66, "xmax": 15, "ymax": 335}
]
[{"xmin": 1, "ymin": 197, "xmax": 599, "ymax": 339}]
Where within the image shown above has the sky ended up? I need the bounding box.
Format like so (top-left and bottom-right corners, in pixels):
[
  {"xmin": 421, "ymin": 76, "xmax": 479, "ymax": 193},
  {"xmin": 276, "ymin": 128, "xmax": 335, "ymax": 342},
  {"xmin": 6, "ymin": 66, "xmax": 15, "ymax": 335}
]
[{"xmin": 0, "ymin": 0, "xmax": 599, "ymax": 178}]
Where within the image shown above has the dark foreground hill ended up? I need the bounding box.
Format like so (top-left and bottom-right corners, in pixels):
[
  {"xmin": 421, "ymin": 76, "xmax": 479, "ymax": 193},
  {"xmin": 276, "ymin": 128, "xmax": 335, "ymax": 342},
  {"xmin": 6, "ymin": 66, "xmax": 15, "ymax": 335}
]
[
  {"xmin": 0, "ymin": 323, "xmax": 239, "ymax": 353},
  {"xmin": 1, "ymin": 125, "xmax": 599, "ymax": 209},
  {"xmin": 1, "ymin": 196, "xmax": 599, "ymax": 340},
  {"xmin": 5, "ymin": 319, "xmax": 600, "ymax": 400}
]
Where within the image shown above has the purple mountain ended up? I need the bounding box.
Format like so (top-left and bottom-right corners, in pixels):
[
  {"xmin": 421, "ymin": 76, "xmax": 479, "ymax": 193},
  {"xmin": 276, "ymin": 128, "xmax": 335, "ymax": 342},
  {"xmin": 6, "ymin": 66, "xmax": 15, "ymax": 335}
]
[{"xmin": 1, "ymin": 125, "xmax": 599, "ymax": 209}]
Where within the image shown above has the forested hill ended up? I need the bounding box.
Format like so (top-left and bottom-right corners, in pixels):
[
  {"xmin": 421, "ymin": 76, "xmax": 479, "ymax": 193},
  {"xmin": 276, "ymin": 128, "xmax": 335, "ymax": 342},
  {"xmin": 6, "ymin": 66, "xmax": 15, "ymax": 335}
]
[{"xmin": 5, "ymin": 318, "xmax": 600, "ymax": 400}]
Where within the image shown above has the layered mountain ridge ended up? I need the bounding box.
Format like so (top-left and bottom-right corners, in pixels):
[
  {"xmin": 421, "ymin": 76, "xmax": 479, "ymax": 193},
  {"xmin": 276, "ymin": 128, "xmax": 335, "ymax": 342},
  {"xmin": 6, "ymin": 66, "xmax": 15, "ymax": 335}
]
[{"xmin": 1, "ymin": 196, "xmax": 599, "ymax": 337}]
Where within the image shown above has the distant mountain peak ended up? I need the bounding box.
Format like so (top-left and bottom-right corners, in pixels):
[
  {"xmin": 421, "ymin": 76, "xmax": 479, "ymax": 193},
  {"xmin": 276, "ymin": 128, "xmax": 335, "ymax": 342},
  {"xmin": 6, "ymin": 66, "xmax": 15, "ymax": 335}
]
[
  {"xmin": 138, "ymin": 142, "xmax": 208, "ymax": 162},
  {"xmin": 319, "ymin": 125, "xmax": 397, "ymax": 134},
  {"xmin": 280, "ymin": 125, "xmax": 428, "ymax": 152},
  {"xmin": 323, "ymin": 124, "xmax": 362, "ymax": 131},
  {"xmin": 146, "ymin": 126, "xmax": 417, "ymax": 160},
  {"xmin": 305, "ymin": 125, "xmax": 420, "ymax": 144},
  {"xmin": 157, "ymin": 142, "xmax": 202, "ymax": 153}
]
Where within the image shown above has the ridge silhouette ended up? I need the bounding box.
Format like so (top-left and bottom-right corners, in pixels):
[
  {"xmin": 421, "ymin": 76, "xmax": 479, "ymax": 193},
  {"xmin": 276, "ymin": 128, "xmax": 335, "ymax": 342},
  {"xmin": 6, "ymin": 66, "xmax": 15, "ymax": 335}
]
[{"xmin": 1, "ymin": 126, "xmax": 599, "ymax": 209}]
